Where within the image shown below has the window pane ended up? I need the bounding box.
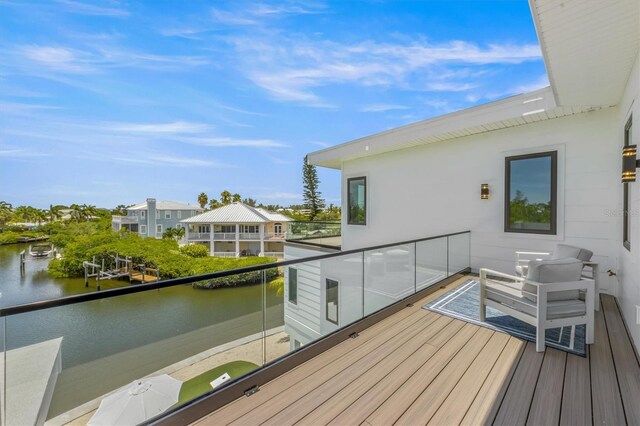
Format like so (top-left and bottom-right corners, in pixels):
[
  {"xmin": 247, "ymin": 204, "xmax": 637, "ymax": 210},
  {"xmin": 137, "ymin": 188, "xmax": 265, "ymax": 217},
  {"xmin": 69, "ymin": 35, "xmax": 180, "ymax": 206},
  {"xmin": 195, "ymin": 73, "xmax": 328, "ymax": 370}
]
[
  {"xmin": 326, "ymin": 279, "xmax": 339, "ymax": 324},
  {"xmin": 288, "ymin": 268, "xmax": 297, "ymax": 304},
  {"xmin": 348, "ymin": 177, "xmax": 366, "ymax": 225},
  {"xmin": 506, "ymin": 153, "xmax": 556, "ymax": 233}
]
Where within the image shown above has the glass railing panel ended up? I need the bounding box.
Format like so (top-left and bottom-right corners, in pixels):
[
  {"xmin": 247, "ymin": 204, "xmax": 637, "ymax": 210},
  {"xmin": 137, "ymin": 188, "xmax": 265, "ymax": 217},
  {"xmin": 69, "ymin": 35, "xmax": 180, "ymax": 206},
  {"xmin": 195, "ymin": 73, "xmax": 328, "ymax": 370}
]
[
  {"xmin": 4, "ymin": 278, "xmax": 265, "ymax": 425},
  {"xmin": 415, "ymin": 237, "xmax": 448, "ymax": 291},
  {"xmin": 448, "ymin": 232, "xmax": 470, "ymax": 275},
  {"xmin": 286, "ymin": 221, "xmax": 341, "ymax": 240},
  {"xmin": 364, "ymin": 244, "xmax": 415, "ymax": 316},
  {"xmin": 263, "ymin": 266, "xmax": 286, "ymax": 364},
  {"xmin": 273, "ymin": 252, "xmax": 364, "ymax": 359},
  {"xmin": 0, "ymin": 317, "xmax": 5, "ymax": 426}
]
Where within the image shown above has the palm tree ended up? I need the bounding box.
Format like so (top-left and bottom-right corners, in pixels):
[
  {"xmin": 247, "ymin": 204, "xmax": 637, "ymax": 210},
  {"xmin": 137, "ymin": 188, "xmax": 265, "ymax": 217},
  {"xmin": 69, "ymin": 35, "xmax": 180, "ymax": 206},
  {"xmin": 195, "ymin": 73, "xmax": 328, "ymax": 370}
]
[
  {"xmin": 220, "ymin": 190, "xmax": 232, "ymax": 205},
  {"xmin": 48, "ymin": 204, "xmax": 63, "ymax": 222},
  {"xmin": 69, "ymin": 204, "xmax": 84, "ymax": 222},
  {"xmin": 0, "ymin": 201, "xmax": 13, "ymax": 226},
  {"xmin": 33, "ymin": 209, "xmax": 48, "ymax": 225},
  {"xmin": 232, "ymin": 193, "xmax": 242, "ymax": 203},
  {"xmin": 209, "ymin": 199, "xmax": 221, "ymax": 209},
  {"xmin": 197, "ymin": 192, "xmax": 208, "ymax": 209}
]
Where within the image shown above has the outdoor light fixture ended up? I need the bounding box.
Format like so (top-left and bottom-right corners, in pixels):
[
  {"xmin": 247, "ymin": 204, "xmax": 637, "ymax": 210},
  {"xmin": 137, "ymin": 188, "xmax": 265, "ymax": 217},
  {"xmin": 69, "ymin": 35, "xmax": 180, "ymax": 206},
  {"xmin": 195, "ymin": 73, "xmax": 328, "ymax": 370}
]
[
  {"xmin": 622, "ymin": 145, "xmax": 638, "ymax": 183},
  {"xmin": 481, "ymin": 184, "xmax": 489, "ymax": 200}
]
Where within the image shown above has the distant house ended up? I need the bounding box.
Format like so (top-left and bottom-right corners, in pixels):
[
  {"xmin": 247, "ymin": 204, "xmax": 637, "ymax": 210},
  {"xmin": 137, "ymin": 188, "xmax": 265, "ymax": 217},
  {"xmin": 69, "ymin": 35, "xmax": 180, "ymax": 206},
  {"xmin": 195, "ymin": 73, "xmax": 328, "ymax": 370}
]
[
  {"xmin": 111, "ymin": 198, "xmax": 204, "ymax": 238},
  {"xmin": 180, "ymin": 202, "xmax": 291, "ymax": 258}
]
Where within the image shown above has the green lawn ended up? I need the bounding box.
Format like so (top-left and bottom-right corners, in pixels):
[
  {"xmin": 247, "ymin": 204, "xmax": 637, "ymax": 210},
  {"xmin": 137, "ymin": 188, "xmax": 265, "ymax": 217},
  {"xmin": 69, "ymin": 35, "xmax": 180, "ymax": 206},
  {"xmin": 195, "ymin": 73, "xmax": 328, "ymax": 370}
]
[{"xmin": 178, "ymin": 360, "xmax": 258, "ymax": 404}]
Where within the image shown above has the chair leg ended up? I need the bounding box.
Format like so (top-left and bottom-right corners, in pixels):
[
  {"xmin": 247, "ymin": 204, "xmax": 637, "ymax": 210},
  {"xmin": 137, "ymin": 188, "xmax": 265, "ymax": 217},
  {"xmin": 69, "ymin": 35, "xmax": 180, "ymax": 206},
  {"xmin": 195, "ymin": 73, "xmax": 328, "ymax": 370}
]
[
  {"xmin": 569, "ymin": 325, "xmax": 575, "ymax": 350},
  {"xmin": 536, "ymin": 325, "xmax": 546, "ymax": 352},
  {"xmin": 480, "ymin": 300, "xmax": 486, "ymax": 322}
]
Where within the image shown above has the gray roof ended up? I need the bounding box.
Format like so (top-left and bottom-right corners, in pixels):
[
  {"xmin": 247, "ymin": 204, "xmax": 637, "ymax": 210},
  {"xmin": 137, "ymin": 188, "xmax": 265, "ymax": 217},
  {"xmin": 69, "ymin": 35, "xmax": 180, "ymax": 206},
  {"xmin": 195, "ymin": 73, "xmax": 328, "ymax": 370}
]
[
  {"xmin": 180, "ymin": 202, "xmax": 291, "ymax": 223},
  {"xmin": 128, "ymin": 201, "xmax": 203, "ymax": 211}
]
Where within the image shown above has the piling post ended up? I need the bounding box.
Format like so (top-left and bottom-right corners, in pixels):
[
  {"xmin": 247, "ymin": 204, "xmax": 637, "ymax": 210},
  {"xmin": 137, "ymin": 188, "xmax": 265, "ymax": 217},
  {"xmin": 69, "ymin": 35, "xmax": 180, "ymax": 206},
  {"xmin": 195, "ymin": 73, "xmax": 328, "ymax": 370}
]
[
  {"xmin": 19, "ymin": 250, "xmax": 26, "ymax": 275},
  {"xmin": 84, "ymin": 262, "xmax": 89, "ymax": 287}
]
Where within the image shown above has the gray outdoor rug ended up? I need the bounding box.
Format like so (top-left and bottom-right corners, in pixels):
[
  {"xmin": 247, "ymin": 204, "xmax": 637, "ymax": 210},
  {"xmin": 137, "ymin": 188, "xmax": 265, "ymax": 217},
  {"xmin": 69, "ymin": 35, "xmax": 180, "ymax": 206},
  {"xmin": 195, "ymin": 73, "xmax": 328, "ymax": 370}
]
[{"xmin": 423, "ymin": 279, "xmax": 586, "ymax": 356}]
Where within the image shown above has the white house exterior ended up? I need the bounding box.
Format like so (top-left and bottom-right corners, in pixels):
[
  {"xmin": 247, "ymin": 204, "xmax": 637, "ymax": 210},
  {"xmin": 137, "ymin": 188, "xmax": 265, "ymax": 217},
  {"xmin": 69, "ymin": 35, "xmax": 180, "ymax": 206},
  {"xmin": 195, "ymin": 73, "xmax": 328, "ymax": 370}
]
[
  {"xmin": 111, "ymin": 198, "xmax": 203, "ymax": 238},
  {"xmin": 285, "ymin": 0, "xmax": 640, "ymax": 352},
  {"xmin": 180, "ymin": 202, "xmax": 291, "ymax": 258}
]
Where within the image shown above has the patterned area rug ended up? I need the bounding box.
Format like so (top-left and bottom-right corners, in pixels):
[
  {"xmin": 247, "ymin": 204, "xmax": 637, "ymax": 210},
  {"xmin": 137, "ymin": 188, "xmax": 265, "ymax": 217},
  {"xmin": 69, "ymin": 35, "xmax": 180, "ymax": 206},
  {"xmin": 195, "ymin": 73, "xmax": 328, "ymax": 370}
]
[{"xmin": 423, "ymin": 279, "xmax": 586, "ymax": 356}]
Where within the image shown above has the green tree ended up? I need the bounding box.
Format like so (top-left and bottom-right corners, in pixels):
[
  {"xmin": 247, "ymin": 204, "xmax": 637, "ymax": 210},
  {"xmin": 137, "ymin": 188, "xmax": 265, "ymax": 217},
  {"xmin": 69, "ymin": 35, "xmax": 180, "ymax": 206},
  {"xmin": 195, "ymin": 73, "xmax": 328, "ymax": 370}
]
[
  {"xmin": 48, "ymin": 204, "xmax": 63, "ymax": 222},
  {"xmin": 220, "ymin": 190, "xmax": 232, "ymax": 205},
  {"xmin": 242, "ymin": 198, "xmax": 257, "ymax": 207},
  {"xmin": 33, "ymin": 209, "xmax": 48, "ymax": 225},
  {"xmin": 302, "ymin": 155, "xmax": 325, "ymax": 220},
  {"xmin": 209, "ymin": 199, "xmax": 221, "ymax": 209},
  {"xmin": 197, "ymin": 192, "xmax": 208, "ymax": 209},
  {"xmin": 110, "ymin": 205, "xmax": 128, "ymax": 216},
  {"xmin": 0, "ymin": 201, "xmax": 13, "ymax": 226},
  {"xmin": 14, "ymin": 205, "xmax": 37, "ymax": 222},
  {"xmin": 163, "ymin": 227, "xmax": 185, "ymax": 241},
  {"xmin": 232, "ymin": 193, "xmax": 242, "ymax": 203}
]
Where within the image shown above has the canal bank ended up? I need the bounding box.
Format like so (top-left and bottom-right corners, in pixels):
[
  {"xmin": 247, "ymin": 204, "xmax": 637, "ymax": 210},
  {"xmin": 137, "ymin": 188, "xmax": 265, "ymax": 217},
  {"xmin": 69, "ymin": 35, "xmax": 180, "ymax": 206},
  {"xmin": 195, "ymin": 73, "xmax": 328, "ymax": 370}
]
[{"xmin": 0, "ymin": 243, "xmax": 284, "ymax": 421}]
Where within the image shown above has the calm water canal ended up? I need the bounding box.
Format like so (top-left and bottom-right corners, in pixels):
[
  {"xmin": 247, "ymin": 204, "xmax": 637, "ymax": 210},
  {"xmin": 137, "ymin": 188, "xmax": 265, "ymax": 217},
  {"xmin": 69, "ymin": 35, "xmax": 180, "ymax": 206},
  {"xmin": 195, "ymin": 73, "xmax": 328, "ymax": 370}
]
[{"xmin": 0, "ymin": 243, "xmax": 284, "ymax": 419}]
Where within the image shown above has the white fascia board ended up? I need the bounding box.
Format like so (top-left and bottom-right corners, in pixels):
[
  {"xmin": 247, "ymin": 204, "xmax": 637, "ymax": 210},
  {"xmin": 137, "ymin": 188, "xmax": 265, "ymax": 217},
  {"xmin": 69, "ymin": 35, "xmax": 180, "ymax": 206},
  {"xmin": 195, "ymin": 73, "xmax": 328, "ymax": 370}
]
[{"xmin": 308, "ymin": 87, "xmax": 556, "ymax": 169}]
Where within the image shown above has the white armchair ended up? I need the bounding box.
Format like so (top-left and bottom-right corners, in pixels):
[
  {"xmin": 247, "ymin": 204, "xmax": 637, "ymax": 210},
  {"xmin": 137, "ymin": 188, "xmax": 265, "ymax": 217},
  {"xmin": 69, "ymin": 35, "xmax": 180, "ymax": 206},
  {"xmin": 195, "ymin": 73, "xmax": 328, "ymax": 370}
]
[
  {"xmin": 516, "ymin": 244, "xmax": 600, "ymax": 310},
  {"xmin": 480, "ymin": 258, "xmax": 595, "ymax": 352}
]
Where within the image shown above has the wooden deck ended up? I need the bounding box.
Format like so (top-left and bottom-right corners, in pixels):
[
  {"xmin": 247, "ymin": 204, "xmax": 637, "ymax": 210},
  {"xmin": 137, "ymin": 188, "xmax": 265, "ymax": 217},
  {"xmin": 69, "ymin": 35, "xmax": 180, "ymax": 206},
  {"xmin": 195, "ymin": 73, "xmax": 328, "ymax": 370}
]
[{"xmin": 195, "ymin": 276, "xmax": 640, "ymax": 426}]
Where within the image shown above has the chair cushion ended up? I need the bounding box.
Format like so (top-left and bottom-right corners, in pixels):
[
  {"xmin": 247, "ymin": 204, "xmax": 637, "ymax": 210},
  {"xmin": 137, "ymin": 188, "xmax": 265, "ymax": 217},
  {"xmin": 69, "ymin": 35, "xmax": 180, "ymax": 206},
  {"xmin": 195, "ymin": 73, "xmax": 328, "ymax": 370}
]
[
  {"xmin": 524, "ymin": 258, "xmax": 583, "ymax": 302},
  {"xmin": 485, "ymin": 281, "xmax": 586, "ymax": 320},
  {"xmin": 552, "ymin": 244, "xmax": 593, "ymax": 262}
]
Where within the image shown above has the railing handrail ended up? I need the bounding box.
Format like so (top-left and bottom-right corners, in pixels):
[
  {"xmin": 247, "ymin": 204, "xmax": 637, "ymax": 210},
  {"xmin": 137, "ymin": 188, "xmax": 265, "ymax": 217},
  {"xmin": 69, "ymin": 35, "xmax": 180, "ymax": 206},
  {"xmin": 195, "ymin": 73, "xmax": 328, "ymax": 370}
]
[{"xmin": 0, "ymin": 230, "xmax": 470, "ymax": 317}]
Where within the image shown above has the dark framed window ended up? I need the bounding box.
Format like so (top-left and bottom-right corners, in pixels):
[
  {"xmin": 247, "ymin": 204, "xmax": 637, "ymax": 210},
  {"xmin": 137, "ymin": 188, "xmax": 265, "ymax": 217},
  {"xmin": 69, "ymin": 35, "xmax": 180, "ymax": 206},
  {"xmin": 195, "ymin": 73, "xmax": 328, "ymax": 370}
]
[
  {"xmin": 624, "ymin": 115, "xmax": 633, "ymax": 251},
  {"xmin": 347, "ymin": 177, "xmax": 366, "ymax": 225},
  {"xmin": 326, "ymin": 278, "xmax": 339, "ymax": 325},
  {"xmin": 288, "ymin": 268, "xmax": 297, "ymax": 304},
  {"xmin": 505, "ymin": 151, "xmax": 557, "ymax": 234}
]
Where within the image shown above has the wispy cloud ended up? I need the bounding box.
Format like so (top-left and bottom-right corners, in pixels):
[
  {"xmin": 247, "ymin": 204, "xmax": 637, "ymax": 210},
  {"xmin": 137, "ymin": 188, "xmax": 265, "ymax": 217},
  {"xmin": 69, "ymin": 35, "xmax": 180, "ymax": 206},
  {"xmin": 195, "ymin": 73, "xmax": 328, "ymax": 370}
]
[
  {"xmin": 222, "ymin": 35, "xmax": 542, "ymax": 106},
  {"xmin": 109, "ymin": 121, "xmax": 212, "ymax": 134},
  {"xmin": 0, "ymin": 148, "xmax": 50, "ymax": 158},
  {"xmin": 360, "ymin": 104, "xmax": 409, "ymax": 113},
  {"xmin": 56, "ymin": 0, "xmax": 129, "ymax": 17},
  {"xmin": 114, "ymin": 155, "xmax": 234, "ymax": 168},
  {"xmin": 211, "ymin": 1, "xmax": 326, "ymax": 26},
  {"xmin": 12, "ymin": 44, "xmax": 209, "ymax": 75},
  {"xmin": 177, "ymin": 136, "xmax": 287, "ymax": 148}
]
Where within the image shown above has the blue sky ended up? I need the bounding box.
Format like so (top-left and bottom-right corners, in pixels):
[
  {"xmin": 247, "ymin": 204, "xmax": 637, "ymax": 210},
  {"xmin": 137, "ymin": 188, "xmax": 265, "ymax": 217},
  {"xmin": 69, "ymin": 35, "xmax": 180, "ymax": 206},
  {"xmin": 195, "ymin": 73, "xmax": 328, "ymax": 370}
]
[{"xmin": 0, "ymin": 0, "xmax": 547, "ymax": 209}]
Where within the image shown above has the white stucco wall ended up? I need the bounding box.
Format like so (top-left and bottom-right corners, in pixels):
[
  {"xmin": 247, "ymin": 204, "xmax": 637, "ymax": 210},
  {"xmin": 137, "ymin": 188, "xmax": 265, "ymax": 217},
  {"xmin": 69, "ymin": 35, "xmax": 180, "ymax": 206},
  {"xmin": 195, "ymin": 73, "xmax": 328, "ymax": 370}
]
[{"xmin": 340, "ymin": 107, "xmax": 619, "ymax": 295}]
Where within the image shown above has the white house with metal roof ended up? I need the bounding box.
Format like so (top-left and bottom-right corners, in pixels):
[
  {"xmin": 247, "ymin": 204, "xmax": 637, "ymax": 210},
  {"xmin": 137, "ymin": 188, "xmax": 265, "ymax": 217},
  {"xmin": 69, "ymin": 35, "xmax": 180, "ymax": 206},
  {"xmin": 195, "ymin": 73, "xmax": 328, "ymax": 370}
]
[
  {"xmin": 111, "ymin": 198, "xmax": 204, "ymax": 238},
  {"xmin": 180, "ymin": 202, "xmax": 291, "ymax": 257},
  {"xmin": 286, "ymin": 0, "xmax": 640, "ymax": 352}
]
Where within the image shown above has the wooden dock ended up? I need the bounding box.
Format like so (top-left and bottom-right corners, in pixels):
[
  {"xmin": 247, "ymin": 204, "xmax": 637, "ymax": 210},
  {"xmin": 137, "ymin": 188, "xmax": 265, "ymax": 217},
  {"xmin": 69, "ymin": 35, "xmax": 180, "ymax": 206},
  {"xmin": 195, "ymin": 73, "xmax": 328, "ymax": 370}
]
[
  {"xmin": 130, "ymin": 270, "xmax": 160, "ymax": 283},
  {"xmin": 16, "ymin": 236, "xmax": 49, "ymax": 243}
]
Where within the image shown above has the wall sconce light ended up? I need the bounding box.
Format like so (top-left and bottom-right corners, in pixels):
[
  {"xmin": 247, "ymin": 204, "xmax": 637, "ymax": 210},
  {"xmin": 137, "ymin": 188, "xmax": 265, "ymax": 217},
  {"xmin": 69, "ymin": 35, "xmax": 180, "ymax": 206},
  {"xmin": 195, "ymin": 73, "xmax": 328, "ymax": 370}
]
[
  {"xmin": 622, "ymin": 145, "xmax": 638, "ymax": 183},
  {"xmin": 481, "ymin": 184, "xmax": 489, "ymax": 200}
]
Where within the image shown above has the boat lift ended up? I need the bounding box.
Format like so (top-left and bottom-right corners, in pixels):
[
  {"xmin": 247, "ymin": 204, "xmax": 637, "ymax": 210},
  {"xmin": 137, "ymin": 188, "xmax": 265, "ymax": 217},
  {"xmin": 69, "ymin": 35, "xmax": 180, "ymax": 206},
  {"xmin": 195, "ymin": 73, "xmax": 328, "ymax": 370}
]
[{"xmin": 83, "ymin": 254, "xmax": 158, "ymax": 290}]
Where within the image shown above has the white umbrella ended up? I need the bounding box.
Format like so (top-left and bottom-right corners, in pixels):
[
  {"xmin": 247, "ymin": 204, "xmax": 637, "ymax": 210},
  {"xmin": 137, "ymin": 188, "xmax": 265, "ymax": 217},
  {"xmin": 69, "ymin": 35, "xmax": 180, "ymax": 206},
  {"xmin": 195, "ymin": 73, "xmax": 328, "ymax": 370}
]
[{"xmin": 88, "ymin": 374, "xmax": 182, "ymax": 426}]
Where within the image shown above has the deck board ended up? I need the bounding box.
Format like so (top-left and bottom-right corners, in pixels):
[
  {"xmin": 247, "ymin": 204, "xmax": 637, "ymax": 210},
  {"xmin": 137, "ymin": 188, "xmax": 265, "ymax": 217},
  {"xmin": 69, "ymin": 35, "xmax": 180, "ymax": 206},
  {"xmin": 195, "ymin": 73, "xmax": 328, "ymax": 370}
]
[
  {"xmin": 602, "ymin": 295, "xmax": 640, "ymax": 424},
  {"xmin": 426, "ymin": 332, "xmax": 510, "ymax": 425},
  {"xmin": 493, "ymin": 342, "xmax": 544, "ymax": 426},
  {"xmin": 526, "ymin": 348, "xmax": 567, "ymax": 425},
  {"xmin": 194, "ymin": 277, "xmax": 640, "ymax": 426},
  {"xmin": 460, "ymin": 337, "xmax": 525, "ymax": 426},
  {"xmin": 560, "ymin": 352, "xmax": 592, "ymax": 426}
]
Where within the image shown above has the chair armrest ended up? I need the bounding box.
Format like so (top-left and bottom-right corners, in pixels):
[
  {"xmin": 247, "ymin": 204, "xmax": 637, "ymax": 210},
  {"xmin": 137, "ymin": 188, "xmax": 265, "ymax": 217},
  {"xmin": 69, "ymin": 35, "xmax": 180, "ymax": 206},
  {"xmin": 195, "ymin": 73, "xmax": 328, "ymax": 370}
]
[
  {"xmin": 515, "ymin": 251, "xmax": 551, "ymax": 256},
  {"xmin": 528, "ymin": 278, "xmax": 595, "ymax": 292},
  {"xmin": 480, "ymin": 268, "xmax": 523, "ymax": 282}
]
